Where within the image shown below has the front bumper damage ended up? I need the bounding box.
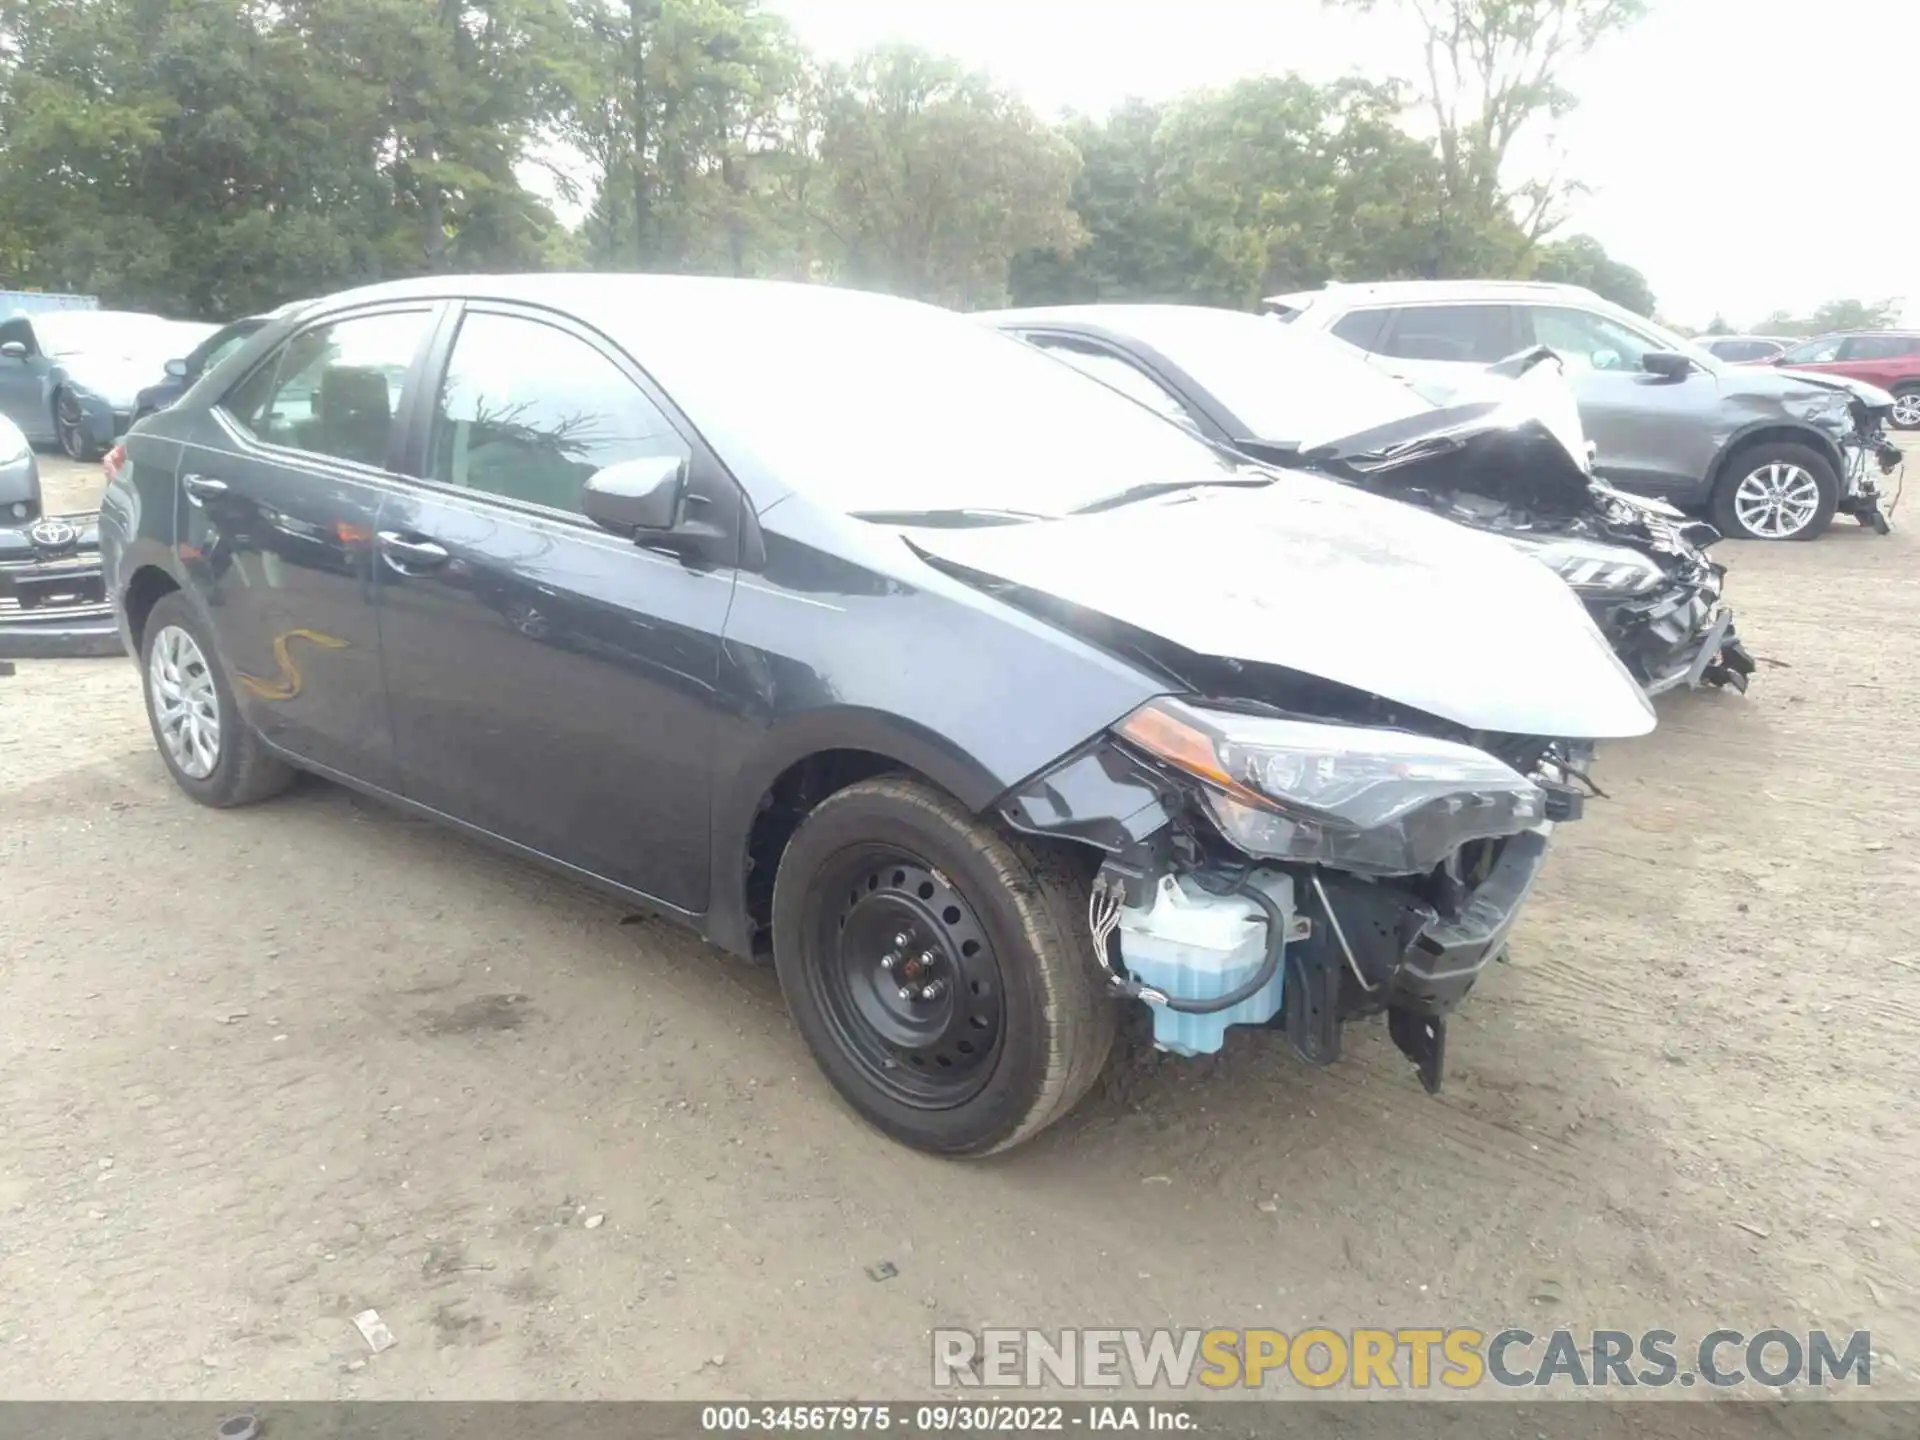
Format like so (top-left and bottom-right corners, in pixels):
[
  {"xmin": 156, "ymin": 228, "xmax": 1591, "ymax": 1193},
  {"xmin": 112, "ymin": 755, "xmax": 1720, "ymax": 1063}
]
[
  {"xmin": 0, "ymin": 513, "xmax": 123, "ymax": 658},
  {"xmin": 1839, "ymin": 429, "xmax": 1902, "ymax": 534},
  {"xmin": 1605, "ymin": 580, "xmax": 1753, "ymax": 697},
  {"xmin": 1002, "ymin": 733, "xmax": 1585, "ymax": 1096}
]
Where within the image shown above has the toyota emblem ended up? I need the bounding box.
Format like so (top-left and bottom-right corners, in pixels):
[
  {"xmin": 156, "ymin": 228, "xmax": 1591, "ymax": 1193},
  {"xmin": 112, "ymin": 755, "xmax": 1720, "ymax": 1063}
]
[{"xmin": 27, "ymin": 517, "xmax": 80, "ymax": 553}]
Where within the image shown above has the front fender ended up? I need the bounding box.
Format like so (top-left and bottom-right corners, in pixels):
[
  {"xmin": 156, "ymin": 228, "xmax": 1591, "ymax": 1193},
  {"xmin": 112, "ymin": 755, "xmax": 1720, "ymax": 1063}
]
[{"xmin": 699, "ymin": 505, "xmax": 1167, "ymax": 957}]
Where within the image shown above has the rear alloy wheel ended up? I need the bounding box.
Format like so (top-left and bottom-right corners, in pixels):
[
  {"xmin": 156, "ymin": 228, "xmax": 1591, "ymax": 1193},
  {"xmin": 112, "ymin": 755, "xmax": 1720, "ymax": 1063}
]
[
  {"xmin": 138, "ymin": 592, "xmax": 294, "ymax": 807},
  {"xmin": 54, "ymin": 388, "xmax": 102, "ymax": 461},
  {"xmin": 772, "ymin": 775, "xmax": 1117, "ymax": 1156},
  {"xmin": 1890, "ymin": 388, "xmax": 1920, "ymax": 431},
  {"xmin": 1711, "ymin": 442, "xmax": 1838, "ymax": 541}
]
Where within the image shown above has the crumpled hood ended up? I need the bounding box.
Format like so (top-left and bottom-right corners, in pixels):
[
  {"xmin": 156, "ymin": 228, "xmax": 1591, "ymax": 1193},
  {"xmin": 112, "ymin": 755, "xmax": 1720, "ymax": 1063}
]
[
  {"xmin": 906, "ymin": 477, "xmax": 1657, "ymax": 740},
  {"xmin": 1773, "ymin": 368, "xmax": 1895, "ymax": 408}
]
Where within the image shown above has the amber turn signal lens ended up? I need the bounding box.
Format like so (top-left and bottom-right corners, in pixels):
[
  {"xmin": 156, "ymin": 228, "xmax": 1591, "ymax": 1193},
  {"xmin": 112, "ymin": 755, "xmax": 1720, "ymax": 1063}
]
[{"xmin": 1114, "ymin": 701, "xmax": 1270, "ymax": 809}]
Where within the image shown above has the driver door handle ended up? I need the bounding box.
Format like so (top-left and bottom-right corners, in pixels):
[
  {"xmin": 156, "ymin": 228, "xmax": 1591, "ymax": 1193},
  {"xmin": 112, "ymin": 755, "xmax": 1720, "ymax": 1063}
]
[
  {"xmin": 377, "ymin": 531, "xmax": 451, "ymax": 572},
  {"xmin": 181, "ymin": 474, "xmax": 227, "ymax": 503}
]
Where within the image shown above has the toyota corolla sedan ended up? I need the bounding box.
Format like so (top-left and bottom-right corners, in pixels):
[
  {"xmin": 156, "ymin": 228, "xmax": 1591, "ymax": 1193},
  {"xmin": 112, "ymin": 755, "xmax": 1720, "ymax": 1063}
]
[
  {"xmin": 0, "ymin": 309, "xmax": 216, "ymax": 459},
  {"xmin": 99, "ymin": 275, "xmax": 1654, "ymax": 1156}
]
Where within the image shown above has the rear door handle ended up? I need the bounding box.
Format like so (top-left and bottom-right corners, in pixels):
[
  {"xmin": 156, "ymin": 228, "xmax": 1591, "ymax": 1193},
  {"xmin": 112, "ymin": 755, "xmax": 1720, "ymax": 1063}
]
[
  {"xmin": 181, "ymin": 474, "xmax": 227, "ymax": 503},
  {"xmin": 377, "ymin": 531, "xmax": 451, "ymax": 572}
]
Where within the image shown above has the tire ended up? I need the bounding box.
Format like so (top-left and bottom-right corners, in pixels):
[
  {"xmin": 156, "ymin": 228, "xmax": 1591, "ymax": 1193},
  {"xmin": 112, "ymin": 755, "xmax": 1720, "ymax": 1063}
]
[
  {"xmin": 1890, "ymin": 385, "xmax": 1920, "ymax": 432},
  {"xmin": 771, "ymin": 774, "xmax": 1118, "ymax": 1156},
  {"xmin": 1710, "ymin": 441, "xmax": 1838, "ymax": 541},
  {"xmin": 53, "ymin": 388, "xmax": 103, "ymax": 461},
  {"xmin": 138, "ymin": 592, "xmax": 294, "ymax": 807}
]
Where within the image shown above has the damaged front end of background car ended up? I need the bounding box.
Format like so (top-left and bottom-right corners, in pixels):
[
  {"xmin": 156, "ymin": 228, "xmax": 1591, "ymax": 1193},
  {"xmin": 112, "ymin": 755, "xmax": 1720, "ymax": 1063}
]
[
  {"xmin": 1264, "ymin": 351, "xmax": 1758, "ymax": 698},
  {"xmin": 1784, "ymin": 371, "xmax": 1905, "ymax": 535}
]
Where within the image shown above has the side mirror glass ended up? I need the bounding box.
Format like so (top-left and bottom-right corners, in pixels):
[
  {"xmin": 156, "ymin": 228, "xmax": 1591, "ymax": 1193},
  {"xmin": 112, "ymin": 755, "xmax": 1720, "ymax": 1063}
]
[
  {"xmin": 582, "ymin": 455, "xmax": 688, "ymax": 536},
  {"xmin": 164, "ymin": 358, "xmax": 189, "ymax": 378},
  {"xmin": 1640, "ymin": 349, "xmax": 1693, "ymax": 379},
  {"xmin": 0, "ymin": 341, "xmax": 26, "ymax": 360}
]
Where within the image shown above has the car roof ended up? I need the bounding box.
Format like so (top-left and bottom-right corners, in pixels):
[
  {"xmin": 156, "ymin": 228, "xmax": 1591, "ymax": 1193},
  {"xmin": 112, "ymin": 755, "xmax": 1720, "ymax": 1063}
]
[
  {"xmin": 302, "ymin": 272, "xmax": 936, "ymax": 320},
  {"xmin": 976, "ymin": 302, "xmax": 1254, "ymax": 329},
  {"xmin": 1261, "ymin": 279, "xmax": 1605, "ymax": 311}
]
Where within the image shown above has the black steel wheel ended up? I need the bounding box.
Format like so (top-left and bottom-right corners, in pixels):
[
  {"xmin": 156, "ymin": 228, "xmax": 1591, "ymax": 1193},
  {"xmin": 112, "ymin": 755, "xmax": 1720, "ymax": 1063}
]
[
  {"xmin": 54, "ymin": 389, "xmax": 102, "ymax": 462},
  {"xmin": 812, "ymin": 846, "xmax": 1005, "ymax": 1107},
  {"xmin": 772, "ymin": 774, "xmax": 1117, "ymax": 1156}
]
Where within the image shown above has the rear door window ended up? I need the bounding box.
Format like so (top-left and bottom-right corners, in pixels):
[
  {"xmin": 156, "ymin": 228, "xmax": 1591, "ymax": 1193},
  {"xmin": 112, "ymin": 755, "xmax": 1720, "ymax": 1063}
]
[
  {"xmin": 223, "ymin": 309, "xmax": 436, "ymax": 468},
  {"xmin": 1377, "ymin": 305, "xmax": 1516, "ymax": 364}
]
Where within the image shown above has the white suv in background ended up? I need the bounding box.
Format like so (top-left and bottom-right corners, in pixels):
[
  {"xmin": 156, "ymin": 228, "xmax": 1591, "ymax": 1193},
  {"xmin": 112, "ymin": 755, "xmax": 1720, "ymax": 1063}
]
[{"xmin": 1261, "ymin": 280, "xmax": 1891, "ymax": 540}]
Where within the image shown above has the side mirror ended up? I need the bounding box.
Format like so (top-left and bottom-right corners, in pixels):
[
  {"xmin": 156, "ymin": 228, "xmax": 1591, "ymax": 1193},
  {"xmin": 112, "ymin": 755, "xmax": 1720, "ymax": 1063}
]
[
  {"xmin": 1641, "ymin": 349, "xmax": 1693, "ymax": 379},
  {"xmin": 582, "ymin": 455, "xmax": 688, "ymax": 536},
  {"xmin": 0, "ymin": 342, "xmax": 26, "ymax": 360},
  {"xmin": 164, "ymin": 358, "xmax": 189, "ymax": 378}
]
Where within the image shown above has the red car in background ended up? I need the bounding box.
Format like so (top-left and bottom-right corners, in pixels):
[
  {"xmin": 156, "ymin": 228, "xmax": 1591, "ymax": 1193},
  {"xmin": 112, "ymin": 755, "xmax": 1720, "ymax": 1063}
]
[{"xmin": 1750, "ymin": 331, "xmax": 1920, "ymax": 430}]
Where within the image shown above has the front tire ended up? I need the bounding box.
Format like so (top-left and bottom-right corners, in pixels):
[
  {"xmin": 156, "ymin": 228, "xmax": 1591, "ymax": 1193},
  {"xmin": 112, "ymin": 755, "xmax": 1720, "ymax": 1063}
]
[
  {"xmin": 53, "ymin": 388, "xmax": 103, "ymax": 461},
  {"xmin": 771, "ymin": 775, "xmax": 1118, "ymax": 1156},
  {"xmin": 139, "ymin": 592, "xmax": 294, "ymax": 807},
  {"xmin": 1710, "ymin": 442, "xmax": 1838, "ymax": 541}
]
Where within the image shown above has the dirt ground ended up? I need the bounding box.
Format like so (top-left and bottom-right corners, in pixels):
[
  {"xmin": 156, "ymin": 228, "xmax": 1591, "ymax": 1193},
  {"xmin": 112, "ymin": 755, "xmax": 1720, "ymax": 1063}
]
[{"xmin": 2, "ymin": 452, "xmax": 1915, "ymax": 1403}]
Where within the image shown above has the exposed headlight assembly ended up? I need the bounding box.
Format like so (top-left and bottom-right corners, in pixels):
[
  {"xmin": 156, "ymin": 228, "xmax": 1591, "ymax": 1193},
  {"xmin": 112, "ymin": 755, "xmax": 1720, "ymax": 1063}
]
[
  {"xmin": 1115, "ymin": 698, "xmax": 1545, "ymax": 876},
  {"xmin": 1501, "ymin": 532, "xmax": 1666, "ymax": 596}
]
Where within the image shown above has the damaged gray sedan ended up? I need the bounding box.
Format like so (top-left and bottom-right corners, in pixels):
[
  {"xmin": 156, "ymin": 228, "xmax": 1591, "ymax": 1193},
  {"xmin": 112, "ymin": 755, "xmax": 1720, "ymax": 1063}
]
[{"xmin": 985, "ymin": 305, "xmax": 1755, "ymax": 697}]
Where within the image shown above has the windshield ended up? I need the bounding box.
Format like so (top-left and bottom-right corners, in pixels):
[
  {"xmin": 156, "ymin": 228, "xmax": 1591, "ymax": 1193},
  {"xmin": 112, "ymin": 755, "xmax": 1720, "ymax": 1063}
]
[
  {"xmin": 34, "ymin": 311, "xmax": 214, "ymax": 365},
  {"xmin": 1084, "ymin": 307, "xmax": 1434, "ymax": 445},
  {"xmin": 636, "ymin": 288, "xmax": 1247, "ymax": 519}
]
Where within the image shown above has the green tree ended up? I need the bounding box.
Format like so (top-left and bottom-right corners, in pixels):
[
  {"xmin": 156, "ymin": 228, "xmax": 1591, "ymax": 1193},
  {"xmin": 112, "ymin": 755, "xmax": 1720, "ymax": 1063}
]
[
  {"xmin": 0, "ymin": 0, "xmax": 576, "ymax": 315},
  {"xmin": 568, "ymin": 0, "xmax": 807, "ymax": 274},
  {"xmin": 1328, "ymin": 0, "xmax": 1646, "ymax": 266},
  {"xmin": 797, "ymin": 46, "xmax": 1082, "ymax": 307},
  {"xmin": 1530, "ymin": 233, "xmax": 1654, "ymax": 315},
  {"xmin": 1749, "ymin": 299, "xmax": 1901, "ymax": 337}
]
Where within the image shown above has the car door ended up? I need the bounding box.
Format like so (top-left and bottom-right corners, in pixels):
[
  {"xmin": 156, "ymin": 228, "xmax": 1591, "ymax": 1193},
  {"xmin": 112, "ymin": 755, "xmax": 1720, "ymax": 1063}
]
[
  {"xmin": 1519, "ymin": 303, "xmax": 1719, "ymax": 501},
  {"xmin": 178, "ymin": 303, "xmax": 442, "ymax": 789},
  {"xmin": 1365, "ymin": 304, "xmax": 1520, "ymax": 397},
  {"xmin": 372, "ymin": 303, "xmax": 738, "ymax": 913},
  {"xmin": 0, "ymin": 317, "xmax": 51, "ymax": 442}
]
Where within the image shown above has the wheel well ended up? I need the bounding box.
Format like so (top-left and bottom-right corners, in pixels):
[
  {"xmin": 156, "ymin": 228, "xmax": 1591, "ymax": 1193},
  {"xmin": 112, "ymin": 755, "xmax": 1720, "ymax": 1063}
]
[
  {"xmin": 1708, "ymin": 426, "xmax": 1838, "ymax": 493},
  {"xmin": 122, "ymin": 566, "xmax": 180, "ymax": 651},
  {"xmin": 742, "ymin": 749, "xmax": 912, "ymax": 956}
]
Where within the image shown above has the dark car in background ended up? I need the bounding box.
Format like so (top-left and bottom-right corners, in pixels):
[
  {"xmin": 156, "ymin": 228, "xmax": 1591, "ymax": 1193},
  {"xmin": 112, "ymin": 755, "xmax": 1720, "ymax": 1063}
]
[
  {"xmin": 0, "ymin": 309, "xmax": 215, "ymax": 459},
  {"xmin": 100, "ymin": 274, "xmax": 1654, "ymax": 1155},
  {"xmin": 132, "ymin": 315, "xmax": 272, "ymax": 422},
  {"xmin": 1756, "ymin": 331, "xmax": 1920, "ymax": 430}
]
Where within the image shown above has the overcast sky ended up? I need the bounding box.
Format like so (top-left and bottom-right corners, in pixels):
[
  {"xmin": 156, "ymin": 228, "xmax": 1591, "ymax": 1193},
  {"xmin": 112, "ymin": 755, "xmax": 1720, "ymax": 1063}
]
[{"xmin": 769, "ymin": 0, "xmax": 1910, "ymax": 328}]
